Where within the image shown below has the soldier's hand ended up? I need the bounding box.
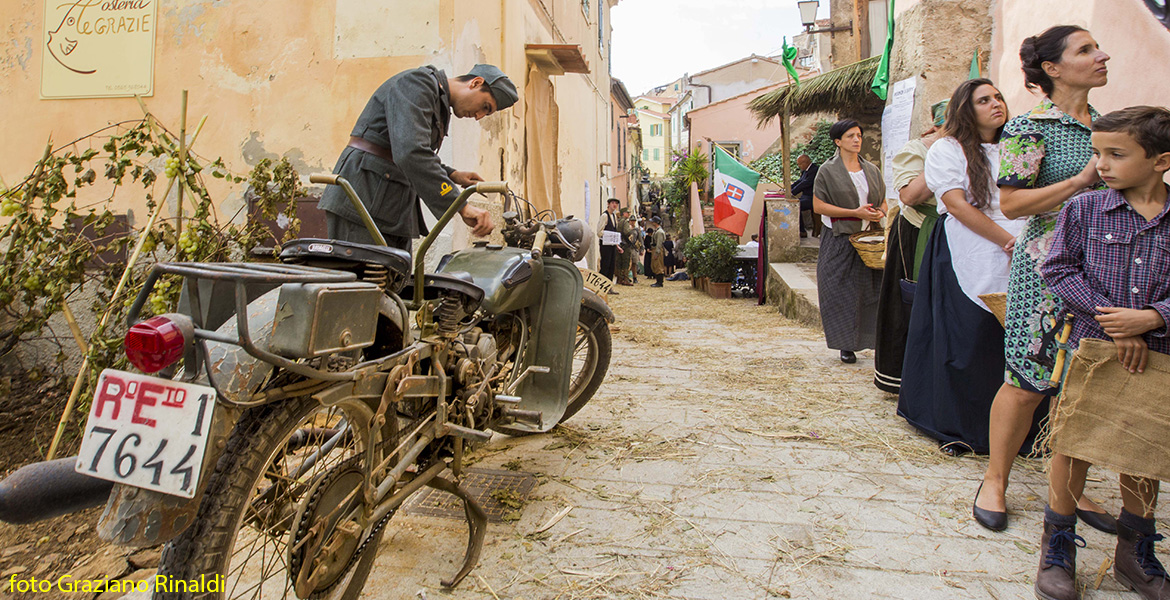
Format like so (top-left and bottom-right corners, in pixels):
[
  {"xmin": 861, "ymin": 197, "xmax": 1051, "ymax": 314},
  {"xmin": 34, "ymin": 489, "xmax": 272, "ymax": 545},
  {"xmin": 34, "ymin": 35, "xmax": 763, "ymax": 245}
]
[
  {"xmin": 460, "ymin": 205, "xmax": 494, "ymax": 237},
  {"xmin": 451, "ymin": 171, "xmax": 485, "ymax": 187}
]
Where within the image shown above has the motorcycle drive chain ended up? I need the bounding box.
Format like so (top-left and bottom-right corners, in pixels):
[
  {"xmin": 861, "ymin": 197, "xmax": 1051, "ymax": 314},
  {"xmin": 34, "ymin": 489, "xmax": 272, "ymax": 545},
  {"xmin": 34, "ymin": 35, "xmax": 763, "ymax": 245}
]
[{"xmin": 288, "ymin": 454, "xmax": 396, "ymax": 598}]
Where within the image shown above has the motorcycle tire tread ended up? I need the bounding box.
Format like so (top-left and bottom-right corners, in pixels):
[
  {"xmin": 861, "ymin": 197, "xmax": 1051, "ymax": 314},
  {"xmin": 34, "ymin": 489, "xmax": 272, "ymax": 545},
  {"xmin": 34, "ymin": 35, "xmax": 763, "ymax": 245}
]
[{"xmin": 154, "ymin": 397, "xmax": 383, "ymax": 600}]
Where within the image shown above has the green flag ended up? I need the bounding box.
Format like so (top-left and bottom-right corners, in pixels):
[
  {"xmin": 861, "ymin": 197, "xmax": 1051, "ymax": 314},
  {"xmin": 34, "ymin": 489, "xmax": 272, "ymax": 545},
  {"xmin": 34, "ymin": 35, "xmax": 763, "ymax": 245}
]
[
  {"xmin": 870, "ymin": 0, "xmax": 896, "ymax": 100},
  {"xmin": 781, "ymin": 37, "xmax": 800, "ymax": 87},
  {"xmin": 969, "ymin": 48, "xmax": 981, "ymax": 79}
]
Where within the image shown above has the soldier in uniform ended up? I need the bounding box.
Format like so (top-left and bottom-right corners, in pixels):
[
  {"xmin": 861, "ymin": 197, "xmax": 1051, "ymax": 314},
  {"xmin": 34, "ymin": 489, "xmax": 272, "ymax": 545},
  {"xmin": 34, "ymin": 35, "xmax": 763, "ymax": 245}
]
[
  {"xmin": 648, "ymin": 216, "xmax": 666, "ymax": 287},
  {"xmin": 617, "ymin": 209, "xmax": 636, "ymax": 286},
  {"xmin": 318, "ymin": 64, "xmax": 519, "ymax": 251}
]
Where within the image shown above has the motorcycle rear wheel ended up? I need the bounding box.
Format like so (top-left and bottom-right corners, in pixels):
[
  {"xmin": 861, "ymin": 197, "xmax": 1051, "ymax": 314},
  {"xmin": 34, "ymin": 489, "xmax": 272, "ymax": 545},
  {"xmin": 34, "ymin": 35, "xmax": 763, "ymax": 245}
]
[{"xmin": 155, "ymin": 395, "xmax": 390, "ymax": 599}]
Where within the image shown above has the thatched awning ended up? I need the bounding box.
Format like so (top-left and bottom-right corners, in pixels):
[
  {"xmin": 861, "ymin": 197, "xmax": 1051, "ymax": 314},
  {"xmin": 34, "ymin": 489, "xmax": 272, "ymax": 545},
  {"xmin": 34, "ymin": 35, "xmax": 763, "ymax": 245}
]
[{"xmin": 750, "ymin": 56, "xmax": 883, "ymax": 126}]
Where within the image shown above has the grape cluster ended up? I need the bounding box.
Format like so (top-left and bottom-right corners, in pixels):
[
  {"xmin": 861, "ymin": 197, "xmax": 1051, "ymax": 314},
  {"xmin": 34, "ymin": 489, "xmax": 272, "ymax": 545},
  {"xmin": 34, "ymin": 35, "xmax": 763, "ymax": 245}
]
[
  {"xmin": 177, "ymin": 230, "xmax": 197, "ymax": 254},
  {"xmin": 165, "ymin": 156, "xmax": 184, "ymax": 179},
  {"xmin": 147, "ymin": 278, "xmax": 174, "ymax": 315},
  {"xmin": 1, "ymin": 191, "xmax": 23, "ymax": 217}
]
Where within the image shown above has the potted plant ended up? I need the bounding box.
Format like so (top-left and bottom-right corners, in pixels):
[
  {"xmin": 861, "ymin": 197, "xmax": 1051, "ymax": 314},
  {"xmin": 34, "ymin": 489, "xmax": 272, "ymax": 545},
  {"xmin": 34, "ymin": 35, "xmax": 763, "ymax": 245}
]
[
  {"xmin": 682, "ymin": 234, "xmax": 709, "ymax": 290},
  {"xmin": 702, "ymin": 233, "xmax": 739, "ymax": 299}
]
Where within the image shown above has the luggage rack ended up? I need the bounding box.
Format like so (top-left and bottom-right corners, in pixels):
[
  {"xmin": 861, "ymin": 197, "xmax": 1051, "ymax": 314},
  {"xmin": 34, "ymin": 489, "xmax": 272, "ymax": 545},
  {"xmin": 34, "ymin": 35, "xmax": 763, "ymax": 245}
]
[{"xmin": 127, "ymin": 262, "xmax": 363, "ymax": 385}]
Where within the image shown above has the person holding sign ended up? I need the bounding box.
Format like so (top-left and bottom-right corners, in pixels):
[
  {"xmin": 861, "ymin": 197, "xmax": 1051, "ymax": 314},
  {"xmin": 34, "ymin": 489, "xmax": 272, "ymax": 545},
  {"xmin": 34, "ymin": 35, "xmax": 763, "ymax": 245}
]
[{"xmin": 596, "ymin": 198, "xmax": 623, "ymax": 290}]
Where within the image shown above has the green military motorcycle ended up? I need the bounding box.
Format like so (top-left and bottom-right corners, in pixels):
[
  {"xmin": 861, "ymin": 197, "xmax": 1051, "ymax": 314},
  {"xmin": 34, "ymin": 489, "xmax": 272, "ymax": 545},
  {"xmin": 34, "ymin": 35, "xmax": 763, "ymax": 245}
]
[{"xmin": 0, "ymin": 176, "xmax": 613, "ymax": 598}]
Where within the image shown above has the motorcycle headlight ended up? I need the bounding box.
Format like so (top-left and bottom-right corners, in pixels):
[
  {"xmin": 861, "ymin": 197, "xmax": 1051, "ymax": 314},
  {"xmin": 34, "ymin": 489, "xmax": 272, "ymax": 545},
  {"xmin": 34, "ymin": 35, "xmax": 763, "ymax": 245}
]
[{"xmin": 554, "ymin": 218, "xmax": 589, "ymax": 262}]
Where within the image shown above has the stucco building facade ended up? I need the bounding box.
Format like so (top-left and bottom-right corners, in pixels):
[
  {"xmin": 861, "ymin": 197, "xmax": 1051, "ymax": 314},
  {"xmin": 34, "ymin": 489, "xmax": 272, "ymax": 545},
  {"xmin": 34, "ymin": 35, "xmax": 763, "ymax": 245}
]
[{"xmin": 1, "ymin": 0, "xmax": 622, "ymax": 258}]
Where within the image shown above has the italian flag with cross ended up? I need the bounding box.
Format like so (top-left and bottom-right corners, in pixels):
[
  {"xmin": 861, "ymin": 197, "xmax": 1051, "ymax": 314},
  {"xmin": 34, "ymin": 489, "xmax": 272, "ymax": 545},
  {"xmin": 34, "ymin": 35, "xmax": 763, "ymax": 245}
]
[{"xmin": 712, "ymin": 145, "xmax": 762, "ymax": 237}]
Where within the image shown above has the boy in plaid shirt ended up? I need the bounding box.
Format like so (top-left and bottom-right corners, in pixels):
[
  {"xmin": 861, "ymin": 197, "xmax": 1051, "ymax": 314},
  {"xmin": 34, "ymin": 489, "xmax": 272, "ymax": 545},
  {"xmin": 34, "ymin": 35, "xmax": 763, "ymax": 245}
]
[{"xmin": 1035, "ymin": 106, "xmax": 1170, "ymax": 600}]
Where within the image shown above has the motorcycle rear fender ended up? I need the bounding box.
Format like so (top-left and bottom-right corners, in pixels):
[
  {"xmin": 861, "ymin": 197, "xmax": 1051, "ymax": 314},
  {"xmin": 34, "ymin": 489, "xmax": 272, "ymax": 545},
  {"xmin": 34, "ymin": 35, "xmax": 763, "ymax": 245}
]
[
  {"xmin": 97, "ymin": 404, "xmax": 239, "ymax": 547},
  {"xmin": 512, "ymin": 258, "xmax": 583, "ymax": 433}
]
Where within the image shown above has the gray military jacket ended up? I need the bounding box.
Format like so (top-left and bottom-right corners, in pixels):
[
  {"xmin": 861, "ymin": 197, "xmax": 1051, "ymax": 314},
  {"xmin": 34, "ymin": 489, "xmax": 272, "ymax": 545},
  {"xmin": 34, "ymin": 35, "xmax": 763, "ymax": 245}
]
[{"xmin": 318, "ymin": 66, "xmax": 461, "ymax": 239}]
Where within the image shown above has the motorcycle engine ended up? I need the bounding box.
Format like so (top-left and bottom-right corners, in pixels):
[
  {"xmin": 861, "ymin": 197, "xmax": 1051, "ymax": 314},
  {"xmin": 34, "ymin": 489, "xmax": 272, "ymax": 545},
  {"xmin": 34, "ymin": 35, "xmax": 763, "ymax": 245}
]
[{"xmin": 453, "ymin": 329, "xmax": 497, "ymax": 387}]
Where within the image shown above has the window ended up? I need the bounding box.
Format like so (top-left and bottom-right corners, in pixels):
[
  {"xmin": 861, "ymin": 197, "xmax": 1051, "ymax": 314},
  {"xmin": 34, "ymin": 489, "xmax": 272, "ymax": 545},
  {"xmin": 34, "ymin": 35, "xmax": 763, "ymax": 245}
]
[
  {"xmin": 643, "ymin": 149, "xmax": 650, "ymax": 161},
  {"xmin": 581, "ymin": 0, "xmax": 590, "ymax": 20},
  {"xmin": 598, "ymin": 1, "xmax": 604, "ymax": 53},
  {"xmin": 649, "ymin": 124, "xmax": 662, "ymax": 136},
  {"xmin": 653, "ymin": 148, "xmax": 660, "ymax": 161}
]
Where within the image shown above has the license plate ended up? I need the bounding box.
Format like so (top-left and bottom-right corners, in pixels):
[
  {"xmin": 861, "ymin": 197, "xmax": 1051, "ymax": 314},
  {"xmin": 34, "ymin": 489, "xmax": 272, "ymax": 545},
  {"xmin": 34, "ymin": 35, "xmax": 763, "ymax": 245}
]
[
  {"xmin": 578, "ymin": 268, "xmax": 613, "ymax": 298},
  {"xmin": 75, "ymin": 369, "xmax": 216, "ymax": 498}
]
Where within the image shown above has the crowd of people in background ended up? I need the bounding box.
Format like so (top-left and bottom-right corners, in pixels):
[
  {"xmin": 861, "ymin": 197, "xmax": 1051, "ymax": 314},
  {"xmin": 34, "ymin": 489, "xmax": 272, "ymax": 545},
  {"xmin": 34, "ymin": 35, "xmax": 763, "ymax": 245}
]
[
  {"xmin": 801, "ymin": 24, "xmax": 1170, "ymax": 600},
  {"xmin": 597, "ymin": 201, "xmax": 678, "ymax": 290}
]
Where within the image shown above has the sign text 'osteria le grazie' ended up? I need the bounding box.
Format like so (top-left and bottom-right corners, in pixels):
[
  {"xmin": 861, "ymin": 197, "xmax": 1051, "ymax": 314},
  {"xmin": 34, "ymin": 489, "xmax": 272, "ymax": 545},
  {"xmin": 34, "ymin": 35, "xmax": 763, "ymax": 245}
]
[{"xmin": 41, "ymin": 0, "xmax": 158, "ymax": 99}]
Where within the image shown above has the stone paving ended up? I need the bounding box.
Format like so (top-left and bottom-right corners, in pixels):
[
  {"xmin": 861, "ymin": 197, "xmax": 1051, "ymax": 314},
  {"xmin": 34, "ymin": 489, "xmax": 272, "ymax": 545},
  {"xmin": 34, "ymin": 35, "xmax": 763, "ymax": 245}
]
[{"xmin": 358, "ymin": 278, "xmax": 1152, "ymax": 600}]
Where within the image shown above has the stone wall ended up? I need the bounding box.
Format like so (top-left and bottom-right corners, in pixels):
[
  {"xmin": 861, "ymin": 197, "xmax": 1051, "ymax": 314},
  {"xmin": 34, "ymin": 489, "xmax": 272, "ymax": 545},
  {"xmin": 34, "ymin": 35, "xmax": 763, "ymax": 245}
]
[{"xmin": 889, "ymin": 0, "xmax": 994, "ymax": 138}]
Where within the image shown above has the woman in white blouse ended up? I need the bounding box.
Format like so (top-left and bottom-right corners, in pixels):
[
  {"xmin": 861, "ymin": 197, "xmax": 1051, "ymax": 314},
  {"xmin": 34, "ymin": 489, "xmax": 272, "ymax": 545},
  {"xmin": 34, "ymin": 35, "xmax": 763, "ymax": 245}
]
[{"xmin": 897, "ymin": 79, "xmax": 1025, "ymax": 460}]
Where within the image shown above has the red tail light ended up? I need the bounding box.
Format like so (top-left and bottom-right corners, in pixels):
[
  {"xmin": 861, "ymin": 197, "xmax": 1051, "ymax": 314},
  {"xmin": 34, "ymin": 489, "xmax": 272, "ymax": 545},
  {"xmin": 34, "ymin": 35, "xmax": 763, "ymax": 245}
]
[{"xmin": 125, "ymin": 315, "xmax": 190, "ymax": 373}]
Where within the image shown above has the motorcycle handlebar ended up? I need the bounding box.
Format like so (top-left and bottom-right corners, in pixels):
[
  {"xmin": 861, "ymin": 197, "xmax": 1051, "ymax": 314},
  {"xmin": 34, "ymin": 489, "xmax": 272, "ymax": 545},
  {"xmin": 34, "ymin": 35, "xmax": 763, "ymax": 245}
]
[
  {"xmin": 473, "ymin": 182, "xmax": 509, "ymax": 195},
  {"xmin": 309, "ymin": 173, "xmax": 339, "ymax": 185}
]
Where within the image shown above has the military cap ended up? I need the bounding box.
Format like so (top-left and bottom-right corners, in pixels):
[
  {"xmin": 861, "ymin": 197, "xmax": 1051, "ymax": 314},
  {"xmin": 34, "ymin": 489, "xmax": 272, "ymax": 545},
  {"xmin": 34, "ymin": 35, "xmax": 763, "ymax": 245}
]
[{"xmin": 468, "ymin": 64, "xmax": 518, "ymax": 110}]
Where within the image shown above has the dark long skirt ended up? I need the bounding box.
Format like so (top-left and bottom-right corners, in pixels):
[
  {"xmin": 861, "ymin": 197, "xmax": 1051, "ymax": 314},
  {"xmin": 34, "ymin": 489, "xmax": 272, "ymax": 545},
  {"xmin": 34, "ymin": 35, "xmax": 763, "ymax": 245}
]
[
  {"xmin": 897, "ymin": 218, "xmax": 1043, "ymax": 454},
  {"xmin": 816, "ymin": 232, "xmax": 882, "ymax": 351},
  {"xmin": 873, "ymin": 215, "xmax": 921, "ymax": 393}
]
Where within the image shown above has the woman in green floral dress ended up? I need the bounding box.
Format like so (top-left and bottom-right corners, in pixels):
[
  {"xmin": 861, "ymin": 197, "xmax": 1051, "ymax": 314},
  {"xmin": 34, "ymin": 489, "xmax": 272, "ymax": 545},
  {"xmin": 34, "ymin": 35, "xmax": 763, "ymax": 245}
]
[{"xmin": 972, "ymin": 25, "xmax": 1116, "ymax": 533}]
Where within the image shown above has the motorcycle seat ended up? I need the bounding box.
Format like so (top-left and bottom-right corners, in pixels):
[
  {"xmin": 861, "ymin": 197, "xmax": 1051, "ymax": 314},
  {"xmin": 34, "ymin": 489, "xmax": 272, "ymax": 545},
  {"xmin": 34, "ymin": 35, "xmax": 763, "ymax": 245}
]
[{"xmin": 279, "ymin": 238, "xmax": 411, "ymax": 276}]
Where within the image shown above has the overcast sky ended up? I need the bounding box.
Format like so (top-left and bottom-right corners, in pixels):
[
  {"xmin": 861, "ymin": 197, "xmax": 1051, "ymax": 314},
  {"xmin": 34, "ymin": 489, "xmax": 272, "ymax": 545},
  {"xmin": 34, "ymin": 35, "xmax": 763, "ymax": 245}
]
[{"xmin": 610, "ymin": 0, "xmax": 826, "ymax": 96}]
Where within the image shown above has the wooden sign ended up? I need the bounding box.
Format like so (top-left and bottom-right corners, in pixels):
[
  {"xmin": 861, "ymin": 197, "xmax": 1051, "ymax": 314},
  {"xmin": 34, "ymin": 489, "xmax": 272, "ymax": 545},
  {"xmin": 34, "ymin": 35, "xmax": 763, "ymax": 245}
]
[{"xmin": 41, "ymin": 0, "xmax": 158, "ymax": 99}]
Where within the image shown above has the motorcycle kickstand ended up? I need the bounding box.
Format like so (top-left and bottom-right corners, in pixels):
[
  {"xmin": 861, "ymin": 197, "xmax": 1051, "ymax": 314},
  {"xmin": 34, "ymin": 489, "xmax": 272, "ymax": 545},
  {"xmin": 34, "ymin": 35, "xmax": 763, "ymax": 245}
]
[{"xmin": 427, "ymin": 475, "xmax": 488, "ymax": 588}]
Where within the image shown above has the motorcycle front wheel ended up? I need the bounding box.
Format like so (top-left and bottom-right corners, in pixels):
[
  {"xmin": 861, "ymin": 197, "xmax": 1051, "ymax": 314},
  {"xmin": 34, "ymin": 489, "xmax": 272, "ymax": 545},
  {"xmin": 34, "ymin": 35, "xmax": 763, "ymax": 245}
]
[
  {"xmin": 155, "ymin": 395, "xmax": 391, "ymax": 599},
  {"xmin": 495, "ymin": 305, "xmax": 611, "ymax": 436}
]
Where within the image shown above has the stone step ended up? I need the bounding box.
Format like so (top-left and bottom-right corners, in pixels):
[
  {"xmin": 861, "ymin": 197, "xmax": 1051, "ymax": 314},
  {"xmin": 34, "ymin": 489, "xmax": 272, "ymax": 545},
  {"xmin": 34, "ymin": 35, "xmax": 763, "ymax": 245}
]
[{"xmin": 765, "ymin": 262, "xmax": 821, "ymax": 328}]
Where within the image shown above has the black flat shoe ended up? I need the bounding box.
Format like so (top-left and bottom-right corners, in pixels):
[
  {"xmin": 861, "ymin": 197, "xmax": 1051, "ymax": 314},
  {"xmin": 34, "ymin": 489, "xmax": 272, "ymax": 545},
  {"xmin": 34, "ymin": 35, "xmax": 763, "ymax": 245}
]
[
  {"xmin": 1075, "ymin": 508, "xmax": 1118, "ymax": 535},
  {"xmin": 839, "ymin": 350, "xmax": 856, "ymax": 363},
  {"xmin": 973, "ymin": 482, "xmax": 1008, "ymax": 532}
]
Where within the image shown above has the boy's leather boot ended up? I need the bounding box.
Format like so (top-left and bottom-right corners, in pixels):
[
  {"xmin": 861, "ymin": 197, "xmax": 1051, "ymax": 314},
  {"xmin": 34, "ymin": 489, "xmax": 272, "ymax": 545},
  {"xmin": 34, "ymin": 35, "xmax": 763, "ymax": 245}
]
[
  {"xmin": 1115, "ymin": 521, "xmax": 1170, "ymax": 599},
  {"xmin": 1036, "ymin": 520, "xmax": 1085, "ymax": 600}
]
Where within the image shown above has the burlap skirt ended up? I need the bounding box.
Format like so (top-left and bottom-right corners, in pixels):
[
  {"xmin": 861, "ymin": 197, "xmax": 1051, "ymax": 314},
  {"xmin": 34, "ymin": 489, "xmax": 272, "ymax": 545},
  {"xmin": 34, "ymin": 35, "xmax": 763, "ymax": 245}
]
[{"xmin": 1050, "ymin": 338, "xmax": 1170, "ymax": 482}]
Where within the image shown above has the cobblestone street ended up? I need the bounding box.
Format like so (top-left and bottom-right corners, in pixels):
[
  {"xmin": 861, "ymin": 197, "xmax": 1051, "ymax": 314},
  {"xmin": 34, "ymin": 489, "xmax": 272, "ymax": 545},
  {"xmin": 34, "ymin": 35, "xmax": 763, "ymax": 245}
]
[{"xmin": 358, "ymin": 278, "xmax": 1146, "ymax": 600}]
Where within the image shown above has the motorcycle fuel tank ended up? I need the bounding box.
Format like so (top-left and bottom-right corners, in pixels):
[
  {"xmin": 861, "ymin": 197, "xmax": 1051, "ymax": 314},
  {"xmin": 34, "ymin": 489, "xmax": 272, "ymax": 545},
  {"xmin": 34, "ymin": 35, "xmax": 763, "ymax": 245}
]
[{"xmin": 439, "ymin": 245, "xmax": 543, "ymax": 315}]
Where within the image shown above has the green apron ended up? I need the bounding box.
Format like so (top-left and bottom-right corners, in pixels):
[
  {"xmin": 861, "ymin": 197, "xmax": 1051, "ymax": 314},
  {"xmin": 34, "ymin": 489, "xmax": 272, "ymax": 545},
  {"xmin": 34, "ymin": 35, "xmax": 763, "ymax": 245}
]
[{"xmin": 910, "ymin": 204, "xmax": 939, "ymax": 281}]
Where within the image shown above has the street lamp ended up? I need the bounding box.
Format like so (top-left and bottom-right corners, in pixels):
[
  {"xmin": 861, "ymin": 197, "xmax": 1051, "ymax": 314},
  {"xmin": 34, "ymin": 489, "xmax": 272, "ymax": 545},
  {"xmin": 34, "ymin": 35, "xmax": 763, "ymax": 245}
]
[{"xmin": 797, "ymin": 0, "xmax": 853, "ymax": 34}]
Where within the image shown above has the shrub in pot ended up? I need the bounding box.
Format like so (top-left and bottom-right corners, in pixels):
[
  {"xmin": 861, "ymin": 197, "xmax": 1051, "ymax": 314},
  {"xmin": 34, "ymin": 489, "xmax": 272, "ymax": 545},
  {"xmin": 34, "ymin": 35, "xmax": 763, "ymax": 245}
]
[{"xmin": 702, "ymin": 233, "xmax": 739, "ymax": 299}]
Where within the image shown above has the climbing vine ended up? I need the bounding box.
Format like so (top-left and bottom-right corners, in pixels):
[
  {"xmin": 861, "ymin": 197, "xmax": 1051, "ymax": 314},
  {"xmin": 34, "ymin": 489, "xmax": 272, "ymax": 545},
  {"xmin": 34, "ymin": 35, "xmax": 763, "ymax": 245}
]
[{"xmin": 0, "ymin": 120, "xmax": 303, "ymax": 385}]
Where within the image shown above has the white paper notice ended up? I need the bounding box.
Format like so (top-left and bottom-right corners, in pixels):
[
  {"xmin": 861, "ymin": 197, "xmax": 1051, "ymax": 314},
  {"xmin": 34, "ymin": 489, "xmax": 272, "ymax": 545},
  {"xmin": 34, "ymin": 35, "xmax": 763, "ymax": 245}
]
[
  {"xmin": 602, "ymin": 230, "xmax": 621, "ymax": 246},
  {"xmin": 881, "ymin": 77, "xmax": 917, "ymax": 202}
]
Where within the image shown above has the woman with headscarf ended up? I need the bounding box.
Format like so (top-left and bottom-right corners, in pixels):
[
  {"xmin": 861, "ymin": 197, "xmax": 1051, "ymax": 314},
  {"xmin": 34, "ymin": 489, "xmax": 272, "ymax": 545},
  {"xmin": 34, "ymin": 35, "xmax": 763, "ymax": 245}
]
[{"xmin": 812, "ymin": 119, "xmax": 887, "ymax": 363}]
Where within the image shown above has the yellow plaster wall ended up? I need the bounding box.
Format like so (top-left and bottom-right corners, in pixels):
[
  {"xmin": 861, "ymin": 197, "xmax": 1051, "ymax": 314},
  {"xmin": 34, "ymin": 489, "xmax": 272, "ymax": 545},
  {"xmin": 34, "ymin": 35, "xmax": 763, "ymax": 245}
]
[{"xmin": 1, "ymin": 0, "xmax": 614, "ymax": 256}]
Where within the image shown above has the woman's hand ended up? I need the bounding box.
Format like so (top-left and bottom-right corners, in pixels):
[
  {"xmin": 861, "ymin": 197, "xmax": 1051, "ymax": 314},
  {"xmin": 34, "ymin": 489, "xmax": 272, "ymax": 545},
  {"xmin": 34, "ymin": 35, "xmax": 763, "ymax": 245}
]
[
  {"xmin": 855, "ymin": 205, "xmax": 884, "ymax": 222},
  {"xmin": 1113, "ymin": 335, "xmax": 1150, "ymax": 374},
  {"xmin": 1002, "ymin": 237, "xmax": 1017, "ymax": 254},
  {"xmin": 1073, "ymin": 156, "xmax": 1101, "ymax": 190},
  {"xmin": 1095, "ymin": 307, "xmax": 1165, "ymax": 338}
]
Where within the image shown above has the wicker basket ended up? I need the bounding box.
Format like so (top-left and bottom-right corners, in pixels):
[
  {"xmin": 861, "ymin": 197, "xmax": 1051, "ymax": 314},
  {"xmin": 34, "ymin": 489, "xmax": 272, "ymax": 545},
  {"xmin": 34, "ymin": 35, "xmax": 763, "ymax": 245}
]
[
  {"xmin": 980, "ymin": 292, "xmax": 1008, "ymax": 327},
  {"xmin": 849, "ymin": 229, "xmax": 886, "ymax": 270}
]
